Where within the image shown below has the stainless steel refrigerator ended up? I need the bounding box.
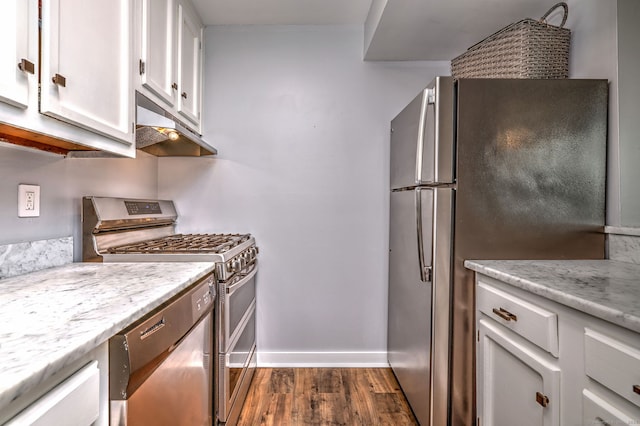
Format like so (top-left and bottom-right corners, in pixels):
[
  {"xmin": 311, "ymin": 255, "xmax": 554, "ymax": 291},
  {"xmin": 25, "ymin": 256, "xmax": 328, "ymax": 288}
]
[{"xmin": 387, "ymin": 77, "xmax": 607, "ymax": 426}]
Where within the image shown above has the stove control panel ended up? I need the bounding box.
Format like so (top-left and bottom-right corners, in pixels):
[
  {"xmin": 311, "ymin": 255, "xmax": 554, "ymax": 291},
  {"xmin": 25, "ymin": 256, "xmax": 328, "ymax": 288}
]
[
  {"xmin": 124, "ymin": 200, "xmax": 162, "ymax": 215},
  {"xmin": 221, "ymin": 246, "xmax": 259, "ymax": 278}
]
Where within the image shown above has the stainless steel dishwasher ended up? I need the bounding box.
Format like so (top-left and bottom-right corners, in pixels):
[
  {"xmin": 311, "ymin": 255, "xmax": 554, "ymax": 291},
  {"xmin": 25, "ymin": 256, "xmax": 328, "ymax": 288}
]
[{"xmin": 109, "ymin": 274, "xmax": 215, "ymax": 426}]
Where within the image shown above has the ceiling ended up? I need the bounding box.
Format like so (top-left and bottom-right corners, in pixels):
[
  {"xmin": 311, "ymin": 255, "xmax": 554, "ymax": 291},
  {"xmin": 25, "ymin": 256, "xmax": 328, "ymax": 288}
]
[
  {"xmin": 191, "ymin": 0, "xmax": 372, "ymax": 26},
  {"xmin": 191, "ymin": 0, "xmax": 565, "ymax": 61}
]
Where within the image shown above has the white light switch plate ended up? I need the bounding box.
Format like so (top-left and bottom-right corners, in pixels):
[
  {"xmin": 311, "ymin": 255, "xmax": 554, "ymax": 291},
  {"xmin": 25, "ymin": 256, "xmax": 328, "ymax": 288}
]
[{"xmin": 18, "ymin": 184, "xmax": 40, "ymax": 217}]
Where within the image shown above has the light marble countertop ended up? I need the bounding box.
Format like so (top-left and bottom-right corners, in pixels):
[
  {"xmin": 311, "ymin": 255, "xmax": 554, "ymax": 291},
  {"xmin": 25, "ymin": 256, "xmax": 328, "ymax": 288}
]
[
  {"xmin": 464, "ymin": 259, "xmax": 640, "ymax": 334},
  {"xmin": 0, "ymin": 261, "xmax": 215, "ymax": 412}
]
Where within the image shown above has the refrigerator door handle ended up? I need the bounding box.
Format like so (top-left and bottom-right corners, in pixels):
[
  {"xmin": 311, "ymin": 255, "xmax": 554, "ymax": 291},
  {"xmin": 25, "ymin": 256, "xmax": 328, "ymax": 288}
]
[
  {"xmin": 415, "ymin": 188, "xmax": 433, "ymax": 282},
  {"xmin": 416, "ymin": 89, "xmax": 434, "ymax": 185}
]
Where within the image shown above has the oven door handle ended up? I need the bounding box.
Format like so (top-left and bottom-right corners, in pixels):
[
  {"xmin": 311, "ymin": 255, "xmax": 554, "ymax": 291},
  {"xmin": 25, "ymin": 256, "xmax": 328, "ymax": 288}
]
[{"xmin": 226, "ymin": 263, "xmax": 258, "ymax": 296}]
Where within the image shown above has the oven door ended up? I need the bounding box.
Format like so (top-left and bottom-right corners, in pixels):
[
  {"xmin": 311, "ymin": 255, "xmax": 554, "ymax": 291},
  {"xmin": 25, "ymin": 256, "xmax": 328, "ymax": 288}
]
[
  {"xmin": 217, "ymin": 302, "xmax": 257, "ymax": 424},
  {"xmin": 218, "ymin": 263, "xmax": 257, "ymax": 352}
]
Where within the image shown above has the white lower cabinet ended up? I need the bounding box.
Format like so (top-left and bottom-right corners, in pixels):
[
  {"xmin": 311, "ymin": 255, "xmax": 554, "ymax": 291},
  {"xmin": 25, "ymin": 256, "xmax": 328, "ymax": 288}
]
[
  {"xmin": 0, "ymin": 342, "xmax": 109, "ymax": 426},
  {"xmin": 5, "ymin": 362, "xmax": 100, "ymax": 426},
  {"xmin": 583, "ymin": 389, "xmax": 639, "ymax": 426},
  {"xmin": 475, "ymin": 275, "xmax": 640, "ymax": 426},
  {"xmin": 477, "ymin": 318, "xmax": 560, "ymax": 426}
]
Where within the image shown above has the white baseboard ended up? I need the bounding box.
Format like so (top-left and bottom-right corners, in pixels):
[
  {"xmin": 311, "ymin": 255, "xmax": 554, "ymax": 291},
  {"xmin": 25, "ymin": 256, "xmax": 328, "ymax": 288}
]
[{"xmin": 256, "ymin": 351, "xmax": 389, "ymax": 368}]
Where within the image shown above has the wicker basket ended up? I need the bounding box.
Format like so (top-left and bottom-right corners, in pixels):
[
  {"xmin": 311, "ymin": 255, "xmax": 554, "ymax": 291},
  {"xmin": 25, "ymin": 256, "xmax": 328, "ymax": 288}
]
[{"xmin": 451, "ymin": 2, "xmax": 571, "ymax": 79}]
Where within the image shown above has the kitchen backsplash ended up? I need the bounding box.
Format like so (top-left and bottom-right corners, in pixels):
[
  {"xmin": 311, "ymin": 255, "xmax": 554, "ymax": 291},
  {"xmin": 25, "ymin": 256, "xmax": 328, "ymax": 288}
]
[
  {"xmin": 0, "ymin": 237, "xmax": 73, "ymax": 279},
  {"xmin": 606, "ymin": 227, "xmax": 640, "ymax": 264}
]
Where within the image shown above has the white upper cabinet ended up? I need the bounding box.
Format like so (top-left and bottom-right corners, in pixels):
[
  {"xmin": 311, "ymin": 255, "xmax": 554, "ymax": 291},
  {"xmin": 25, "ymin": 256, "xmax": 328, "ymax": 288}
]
[
  {"xmin": 40, "ymin": 0, "xmax": 134, "ymax": 145},
  {"xmin": 0, "ymin": 0, "xmax": 135, "ymax": 157},
  {"xmin": 0, "ymin": 0, "xmax": 32, "ymax": 108},
  {"xmin": 136, "ymin": 0, "xmax": 203, "ymax": 133},
  {"xmin": 139, "ymin": 0, "xmax": 178, "ymax": 107},
  {"xmin": 177, "ymin": 2, "xmax": 202, "ymax": 126}
]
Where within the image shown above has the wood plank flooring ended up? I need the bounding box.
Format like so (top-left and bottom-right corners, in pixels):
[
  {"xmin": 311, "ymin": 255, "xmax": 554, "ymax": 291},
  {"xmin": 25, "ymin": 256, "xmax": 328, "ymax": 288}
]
[{"xmin": 237, "ymin": 368, "xmax": 418, "ymax": 426}]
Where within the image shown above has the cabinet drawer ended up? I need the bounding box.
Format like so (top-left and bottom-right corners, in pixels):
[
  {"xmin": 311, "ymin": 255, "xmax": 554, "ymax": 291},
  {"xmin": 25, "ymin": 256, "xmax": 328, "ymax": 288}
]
[
  {"xmin": 477, "ymin": 280, "xmax": 559, "ymax": 356},
  {"xmin": 585, "ymin": 328, "xmax": 640, "ymax": 408},
  {"xmin": 6, "ymin": 361, "xmax": 100, "ymax": 426},
  {"xmin": 583, "ymin": 389, "xmax": 640, "ymax": 426}
]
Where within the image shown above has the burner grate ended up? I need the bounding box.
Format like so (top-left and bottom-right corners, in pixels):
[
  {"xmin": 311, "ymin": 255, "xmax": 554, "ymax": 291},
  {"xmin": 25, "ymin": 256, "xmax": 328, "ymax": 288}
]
[{"xmin": 107, "ymin": 233, "xmax": 251, "ymax": 254}]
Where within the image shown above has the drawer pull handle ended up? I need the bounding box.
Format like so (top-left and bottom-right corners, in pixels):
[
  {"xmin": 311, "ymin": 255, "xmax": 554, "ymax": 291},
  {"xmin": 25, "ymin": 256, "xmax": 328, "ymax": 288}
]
[
  {"xmin": 595, "ymin": 416, "xmax": 610, "ymax": 426},
  {"xmin": 535, "ymin": 391, "xmax": 549, "ymax": 407},
  {"xmin": 492, "ymin": 307, "xmax": 517, "ymax": 322},
  {"xmin": 52, "ymin": 73, "xmax": 66, "ymax": 87},
  {"xmin": 18, "ymin": 59, "xmax": 35, "ymax": 74},
  {"xmin": 634, "ymin": 384, "xmax": 640, "ymax": 395}
]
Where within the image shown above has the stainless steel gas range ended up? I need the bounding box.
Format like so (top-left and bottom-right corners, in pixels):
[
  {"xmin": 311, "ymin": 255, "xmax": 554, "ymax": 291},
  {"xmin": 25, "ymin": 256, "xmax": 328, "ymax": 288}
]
[{"xmin": 82, "ymin": 196, "xmax": 257, "ymax": 426}]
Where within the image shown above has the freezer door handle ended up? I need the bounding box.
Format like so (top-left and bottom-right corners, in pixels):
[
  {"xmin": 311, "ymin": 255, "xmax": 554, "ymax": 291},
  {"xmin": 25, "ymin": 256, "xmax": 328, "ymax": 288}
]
[{"xmin": 415, "ymin": 188, "xmax": 432, "ymax": 282}]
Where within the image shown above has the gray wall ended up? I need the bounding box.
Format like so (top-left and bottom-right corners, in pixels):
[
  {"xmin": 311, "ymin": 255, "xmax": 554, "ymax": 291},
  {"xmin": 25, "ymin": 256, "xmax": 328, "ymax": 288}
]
[
  {"xmin": 0, "ymin": 144, "xmax": 158, "ymax": 260},
  {"xmin": 566, "ymin": 0, "xmax": 619, "ymax": 226},
  {"xmin": 158, "ymin": 25, "xmax": 450, "ymax": 365},
  {"xmin": 617, "ymin": 0, "xmax": 640, "ymax": 226}
]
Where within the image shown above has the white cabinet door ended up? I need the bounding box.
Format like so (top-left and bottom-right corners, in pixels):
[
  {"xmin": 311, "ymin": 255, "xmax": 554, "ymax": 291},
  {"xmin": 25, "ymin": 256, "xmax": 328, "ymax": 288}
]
[
  {"xmin": 0, "ymin": 0, "xmax": 32, "ymax": 108},
  {"xmin": 177, "ymin": 2, "xmax": 202, "ymax": 127},
  {"xmin": 477, "ymin": 318, "xmax": 560, "ymax": 426},
  {"xmin": 139, "ymin": 0, "xmax": 177, "ymax": 107},
  {"xmin": 40, "ymin": 0, "xmax": 134, "ymax": 145}
]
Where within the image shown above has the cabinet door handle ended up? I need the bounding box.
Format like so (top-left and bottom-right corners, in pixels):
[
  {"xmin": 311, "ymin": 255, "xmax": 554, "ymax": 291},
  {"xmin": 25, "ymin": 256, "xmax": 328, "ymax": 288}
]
[
  {"xmin": 181, "ymin": 92, "xmax": 188, "ymax": 99},
  {"xmin": 18, "ymin": 59, "xmax": 35, "ymax": 74},
  {"xmin": 492, "ymin": 307, "xmax": 517, "ymax": 322},
  {"xmin": 52, "ymin": 73, "xmax": 66, "ymax": 87},
  {"xmin": 535, "ymin": 392, "xmax": 549, "ymax": 407},
  {"xmin": 172, "ymin": 82, "xmax": 178, "ymax": 90},
  {"xmin": 595, "ymin": 417, "xmax": 611, "ymax": 426},
  {"xmin": 633, "ymin": 384, "xmax": 640, "ymax": 395}
]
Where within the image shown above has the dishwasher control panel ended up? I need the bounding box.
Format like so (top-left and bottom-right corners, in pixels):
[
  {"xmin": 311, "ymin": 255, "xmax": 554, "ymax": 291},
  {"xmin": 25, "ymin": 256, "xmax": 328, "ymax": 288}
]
[{"xmin": 191, "ymin": 274, "xmax": 215, "ymax": 323}]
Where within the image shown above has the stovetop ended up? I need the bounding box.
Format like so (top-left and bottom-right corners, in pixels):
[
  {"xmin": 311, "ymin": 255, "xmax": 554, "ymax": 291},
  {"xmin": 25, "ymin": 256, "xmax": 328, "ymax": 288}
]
[
  {"xmin": 106, "ymin": 233, "xmax": 252, "ymax": 255},
  {"xmin": 82, "ymin": 197, "xmax": 258, "ymax": 282}
]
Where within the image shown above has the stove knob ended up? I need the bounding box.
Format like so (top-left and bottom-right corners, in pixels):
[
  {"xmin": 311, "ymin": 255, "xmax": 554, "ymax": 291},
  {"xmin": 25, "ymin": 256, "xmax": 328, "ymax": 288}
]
[
  {"xmin": 226, "ymin": 261, "xmax": 233, "ymax": 272},
  {"xmin": 232, "ymin": 259, "xmax": 242, "ymax": 273}
]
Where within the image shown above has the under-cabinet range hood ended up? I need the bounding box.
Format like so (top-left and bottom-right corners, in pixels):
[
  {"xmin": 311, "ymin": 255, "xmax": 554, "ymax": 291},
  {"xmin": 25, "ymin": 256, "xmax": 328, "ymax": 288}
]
[{"xmin": 135, "ymin": 94, "xmax": 217, "ymax": 157}]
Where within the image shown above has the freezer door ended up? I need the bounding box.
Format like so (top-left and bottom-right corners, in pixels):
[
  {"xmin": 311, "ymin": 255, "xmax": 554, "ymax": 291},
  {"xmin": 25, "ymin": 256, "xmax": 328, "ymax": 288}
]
[
  {"xmin": 390, "ymin": 77, "xmax": 455, "ymax": 189},
  {"xmin": 388, "ymin": 187, "xmax": 453, "ymax": 426}
]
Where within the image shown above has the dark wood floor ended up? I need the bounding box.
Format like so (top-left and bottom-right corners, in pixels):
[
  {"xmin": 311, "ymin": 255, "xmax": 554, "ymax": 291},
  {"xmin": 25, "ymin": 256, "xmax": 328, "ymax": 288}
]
[{"xmin": 237, "ymin": 368, "xmax": 418, "ymax": 425}]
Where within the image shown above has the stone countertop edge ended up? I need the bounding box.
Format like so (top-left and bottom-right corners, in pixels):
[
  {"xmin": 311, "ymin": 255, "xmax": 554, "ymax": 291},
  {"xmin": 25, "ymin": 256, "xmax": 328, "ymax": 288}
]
[
  {"xmin": 605, "ymin": 226, "xmax": 640, "ymax": 236},
  {"xmin": 464, "ymin": 259, "xmax": 640, "ymax": 334},
  {"xmin": 0, "ymin": 261, "xmax": 216, "ymax": 413}
]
